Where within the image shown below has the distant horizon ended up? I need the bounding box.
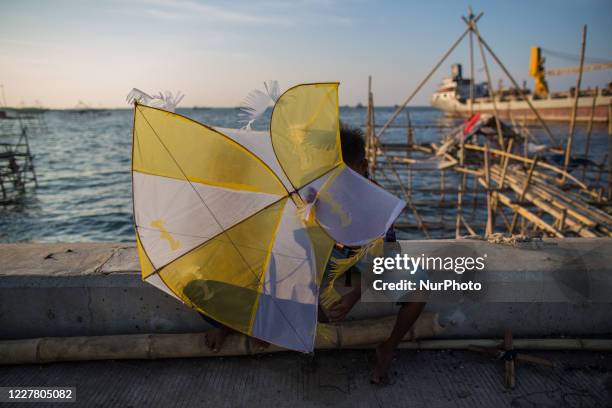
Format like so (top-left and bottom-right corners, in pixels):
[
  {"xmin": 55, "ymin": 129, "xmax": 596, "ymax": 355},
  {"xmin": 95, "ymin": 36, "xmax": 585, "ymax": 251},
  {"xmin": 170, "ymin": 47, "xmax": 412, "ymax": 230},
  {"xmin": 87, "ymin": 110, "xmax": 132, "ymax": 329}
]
[
  {"xmin": 1, "ymin": 1, "xmax": 611, "ymax": 109},
  {"xmin": 0, "ymin": 104, "xmax": 438, "ymax": 110}
]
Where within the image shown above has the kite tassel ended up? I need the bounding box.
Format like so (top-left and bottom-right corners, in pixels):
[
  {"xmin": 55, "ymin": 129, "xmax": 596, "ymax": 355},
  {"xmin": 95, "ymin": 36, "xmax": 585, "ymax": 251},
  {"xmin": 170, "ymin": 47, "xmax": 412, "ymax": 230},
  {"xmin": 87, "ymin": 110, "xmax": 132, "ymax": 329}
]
[
  {"xmin": 126, "ymin": 88, "xmax": 184, "ymax": 112},
  {"xmin": 239, "ymin": 80, "xmax": 280, "ymax": 129}
]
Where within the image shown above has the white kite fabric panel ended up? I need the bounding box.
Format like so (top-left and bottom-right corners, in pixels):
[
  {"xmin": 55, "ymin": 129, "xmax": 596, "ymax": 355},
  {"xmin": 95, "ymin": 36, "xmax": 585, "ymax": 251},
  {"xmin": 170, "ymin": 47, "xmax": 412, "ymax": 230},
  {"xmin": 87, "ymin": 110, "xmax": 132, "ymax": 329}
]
[
  {"xmin": 133, "ymin": 171, "xmax": 282, "ymax": 269},
  {"xmin": 252, "ymin": 198, "xmax": 320, "ymax": 351},
  {"xmin": 299, "ymin": 165, "xmax": 406, "ymax": 246},
  {"xmin": 215, "ymin": 126, "xmax": 293, "ymax": 192}
]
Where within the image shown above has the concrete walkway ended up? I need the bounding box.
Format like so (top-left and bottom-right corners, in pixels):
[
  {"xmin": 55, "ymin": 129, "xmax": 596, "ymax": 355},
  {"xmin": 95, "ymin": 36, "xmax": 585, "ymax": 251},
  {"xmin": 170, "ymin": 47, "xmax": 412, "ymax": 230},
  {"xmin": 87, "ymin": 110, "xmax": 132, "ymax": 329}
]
[{"xmin": 1, "ymin": 350, "xmax": 610, "ymax": 407}]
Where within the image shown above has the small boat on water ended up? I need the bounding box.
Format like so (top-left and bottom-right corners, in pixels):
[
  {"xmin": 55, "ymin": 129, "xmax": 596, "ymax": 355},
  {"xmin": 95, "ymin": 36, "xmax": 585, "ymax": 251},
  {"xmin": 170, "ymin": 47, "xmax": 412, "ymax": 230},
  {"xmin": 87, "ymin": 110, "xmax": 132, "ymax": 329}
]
[{"xmin": 432, "ymin": 59, "xmax": 612, "ymax": 122}]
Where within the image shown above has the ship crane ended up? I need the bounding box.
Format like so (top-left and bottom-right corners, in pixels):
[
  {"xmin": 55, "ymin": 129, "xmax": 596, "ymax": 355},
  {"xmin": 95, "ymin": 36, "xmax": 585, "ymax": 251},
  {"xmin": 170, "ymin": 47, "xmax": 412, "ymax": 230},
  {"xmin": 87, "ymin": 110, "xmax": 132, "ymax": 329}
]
[
  {"xmin": 529, "ymin": 46, "xmax": 612, "ymax": 98},
  {"xmin": 546, "ymin": 63, "xmax": 612, "ymax": 76}
]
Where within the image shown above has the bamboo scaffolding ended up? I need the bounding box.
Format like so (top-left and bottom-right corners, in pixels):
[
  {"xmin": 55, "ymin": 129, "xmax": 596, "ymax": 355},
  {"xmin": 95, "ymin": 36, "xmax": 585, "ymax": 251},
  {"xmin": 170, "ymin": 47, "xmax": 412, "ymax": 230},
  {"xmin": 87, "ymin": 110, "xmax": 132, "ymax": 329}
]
[
  {"xmin": 563, "ymin": 25, "xmax": 587, "ymax": 181},
  {"xmin": 490, "ymin": 167, "xmax": 605, "ymax": 237},
  {"xmin": 477, "ymin": 177, "xmax": 564, "ymax": 238},
  {"xmin": 364, "ymin": 9, "xmax": 610, "ymax": 240},
  {"xmin": 500, "ymin": 170, "xmax": 612, "ymax": 236}
]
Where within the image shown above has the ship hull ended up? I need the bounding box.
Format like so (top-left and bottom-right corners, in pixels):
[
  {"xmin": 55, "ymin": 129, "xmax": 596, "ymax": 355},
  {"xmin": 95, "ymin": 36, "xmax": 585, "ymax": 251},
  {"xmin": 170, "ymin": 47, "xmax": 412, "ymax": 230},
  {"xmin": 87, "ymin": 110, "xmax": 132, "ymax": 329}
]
[{"xmin": 432, "ymin": 94, "xmax": 611, "ymax": 122}]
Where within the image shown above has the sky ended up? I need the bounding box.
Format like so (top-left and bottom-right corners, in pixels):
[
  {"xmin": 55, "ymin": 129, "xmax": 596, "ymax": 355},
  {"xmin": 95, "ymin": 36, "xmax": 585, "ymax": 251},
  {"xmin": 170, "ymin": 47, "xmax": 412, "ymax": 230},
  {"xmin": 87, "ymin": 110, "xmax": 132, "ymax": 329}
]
[{"xmin": 1, "ymin": 0, "xmax": 611, "ymax": 108}]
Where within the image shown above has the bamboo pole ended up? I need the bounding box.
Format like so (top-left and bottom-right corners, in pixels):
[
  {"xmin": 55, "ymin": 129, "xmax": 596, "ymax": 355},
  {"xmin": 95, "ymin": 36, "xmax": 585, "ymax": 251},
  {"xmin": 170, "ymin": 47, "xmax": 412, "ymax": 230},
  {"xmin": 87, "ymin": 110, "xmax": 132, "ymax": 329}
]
[
  {"xmin": 473, "ymin": 29, "xmax": 559, "ymax": 146},
  {"xmin": 510, "ymin": 157, "xmax": 538, "ymax": 233},
  {"xmin": 470, "ymin": 172, "xmax": 480, "ymax": 220},
  {"xmin": 439, "ymin": 170, "xmax": 446, "ymax": 222},
  {"xmin": 382, "ymin": 167, "xmax": 431, "ymax": 238},
  {"xmin": 2, "ymin": 333, "xmax": 611, "ymax": 365},
  {"xmin": 559, "ymin": 209, "xmax": 567, "ymax": 232},
  {"xmin": 376, "ymin": 24, "xmax": 475, "ymax": 139},
  {"xmin": 563, "ymin": 25, "xmax": 587, "ymax": 182},
  {"xmin": 608, "ymin": 103, "xmax": 612, "ymax": 200},
  {"xmin": 484, "ymin": 144, "xmax": 494, "ymax": 236},
  {"xmin": 509, "ymin": 177, "xmax": 598, "ymax": 229},
  {"xmin": 495, "ymin": 159, "xmax": 608, "ymax": 236},
  {"xmin": 497, "ymin": 205, "xmax": 512, "ymax": 231},
  {"xmin": 470, "ymin": 21, "xmax": 505, "ymax": 150},
  {"xmin": 464, "ymin": 143, "xmax": 589, "ymax": 190},
  {"xmin": 582, "ymin": 87, "xmax": 598, "ymax": 180},
  {"xmin": 491, "ymin": 170, "xmax": 596, "ymax": 237},
  {"xmin": 468, "ymin": 7, "xmax": 475, "ymax": 116},
  {"xmin": 365, "ymin": 76, "xmax": 372, "ymax": 163},
  {"xmin": 526, "ymin": 175, "xmax": 611, "ymax": 232},
  {"xmin": 479, "ymin": 177, "xmax": 563, "ymax": 237},
  {"xmin": 498, "ymin": 138, "xmax": 514, "ymax": 189},
  {"xmin": 406, "ymin": 110, "xmax": 413, "ymax": 154},
  {"xmin": 516, "ymin": 172, "xmax": 607, "ymax": 228},
  {"xmin": 365, "ymin": 76, "xmax": 376, "ymax": 178},
  {"xmin": 461, "ymin": 215, "xmax": 477, "ymax": 235},
  {"xmin": 456, "ymin": 141, "xmax": 467, "ymax": 238},
  {"xmin": 0, "ymin": 314, "xmax": 442, "ymax": 365}
]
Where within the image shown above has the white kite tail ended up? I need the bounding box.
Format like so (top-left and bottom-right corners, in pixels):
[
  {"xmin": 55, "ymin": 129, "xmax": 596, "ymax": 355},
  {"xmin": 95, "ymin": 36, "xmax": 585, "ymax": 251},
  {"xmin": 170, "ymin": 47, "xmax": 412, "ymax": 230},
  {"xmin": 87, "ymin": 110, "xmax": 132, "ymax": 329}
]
[{"xmin": 126, "ymin": 88, "xmax": 184, "ymax": 112}]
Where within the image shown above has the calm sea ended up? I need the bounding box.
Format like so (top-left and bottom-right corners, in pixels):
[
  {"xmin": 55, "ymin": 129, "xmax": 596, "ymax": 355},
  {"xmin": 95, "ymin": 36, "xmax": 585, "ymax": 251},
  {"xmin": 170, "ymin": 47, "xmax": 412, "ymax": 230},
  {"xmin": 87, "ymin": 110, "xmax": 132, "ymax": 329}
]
[{"xmin": 0, "ymin": 107, "xmax": 608, "ymax": 243}]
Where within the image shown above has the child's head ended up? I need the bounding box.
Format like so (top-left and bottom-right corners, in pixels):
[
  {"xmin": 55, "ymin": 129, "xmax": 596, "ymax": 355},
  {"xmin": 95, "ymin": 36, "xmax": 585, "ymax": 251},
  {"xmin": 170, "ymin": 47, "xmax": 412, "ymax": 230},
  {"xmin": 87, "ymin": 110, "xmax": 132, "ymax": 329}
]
[{"xmin": 340, "ymin": 123, "xmax": 367, "ymax": 176}]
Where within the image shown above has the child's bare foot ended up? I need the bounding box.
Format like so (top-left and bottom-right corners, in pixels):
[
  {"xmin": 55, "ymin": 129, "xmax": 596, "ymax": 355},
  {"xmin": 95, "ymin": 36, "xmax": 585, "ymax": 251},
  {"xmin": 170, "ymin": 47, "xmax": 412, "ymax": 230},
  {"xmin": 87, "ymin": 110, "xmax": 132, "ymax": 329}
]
[
  {"xmin": 205, "ymin": 326, "xmax": 233, "ymax": 353},
  {"xmin": 371, "ymin": 343, "xmax": 394, "ymax": 385}
]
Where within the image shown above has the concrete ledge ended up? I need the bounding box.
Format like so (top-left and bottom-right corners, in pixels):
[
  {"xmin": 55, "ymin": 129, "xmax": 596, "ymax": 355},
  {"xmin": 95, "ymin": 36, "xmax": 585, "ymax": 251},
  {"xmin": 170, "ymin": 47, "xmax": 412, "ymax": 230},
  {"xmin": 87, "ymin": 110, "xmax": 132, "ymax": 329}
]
[{"xmin": 1, "ymin": 239, "xmax": 612, "ymax": 339}]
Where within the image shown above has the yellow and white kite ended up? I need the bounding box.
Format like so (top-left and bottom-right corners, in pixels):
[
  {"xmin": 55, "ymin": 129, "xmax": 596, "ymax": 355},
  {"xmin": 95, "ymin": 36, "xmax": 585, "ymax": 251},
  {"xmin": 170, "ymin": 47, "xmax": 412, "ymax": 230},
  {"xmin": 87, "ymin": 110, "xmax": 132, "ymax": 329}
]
[{"xmin": 131, "ymin": 83, "xmax": 405, "ymax": 352}]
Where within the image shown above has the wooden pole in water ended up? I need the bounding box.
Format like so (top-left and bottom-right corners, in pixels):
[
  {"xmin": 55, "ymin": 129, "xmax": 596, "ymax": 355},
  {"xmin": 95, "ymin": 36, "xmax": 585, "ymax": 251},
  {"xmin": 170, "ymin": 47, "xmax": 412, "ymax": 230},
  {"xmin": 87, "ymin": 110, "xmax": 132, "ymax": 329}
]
[
  {"xmin": 439, "ymin": 170, "xmax": 446, "ymax": 222},
  {"xmin": 469, "ymin": 20, "xmax": 505, "ymax": 150},
  {"xmin": 406, "ymin": 110, "xmax": 413, "ymax": 155},
  {"xmin": 608, "ymin": 103, "xmax": 612, "ymax": 200},
  {"xmin": 365, "ymin": 76, "xmax": 372, "ymax": 169},
  {"xmin": 499, "ymin": 138, "xmax": 514, "ymax": 189},
  {"xmin": 406, "ymin": 110, "xmax": 413, "ymax": 197},
  {"xmin": 484, "ymin": 143, "xmax": 494, "ymax": 236},
  {"xmin": 383, "ymin": 167, "xmax": 431, "ymax": 238},
  {"xmin": 563, "ymin": 25, "xmax": 587, "ymax": 182},
  {"xmin": 582, "ymin": 87, "xmax": 598, "ymax": 180},
  {"xmin": 510, "ymin": 157, "xmax": 538, "ymax": 233},
  {"xmin": 468, "ymin": 9, "xmax": 475, "ymax": 116},
  {"xmin": 456, "ymin": 111, "xmax": 467, "ymax": 237},
  {"xmin": 377, "ymin": 24, "xmax": 474, "ymax": 139},
  {"xmin": 366, "ymin": 76, "xmax": 377, "ymax": 178}
]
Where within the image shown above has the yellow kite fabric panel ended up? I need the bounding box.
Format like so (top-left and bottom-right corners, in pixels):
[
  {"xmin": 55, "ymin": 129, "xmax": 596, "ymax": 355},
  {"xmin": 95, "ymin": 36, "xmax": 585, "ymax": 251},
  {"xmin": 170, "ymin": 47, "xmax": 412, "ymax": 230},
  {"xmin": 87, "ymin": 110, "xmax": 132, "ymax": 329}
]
[
  {"xmin": 134, "ymin": 105, "xmax": 285, "ymax": 196},
  {"xmin": 270, "ymin": 83, "xmax": 342, "ymax": 189}
]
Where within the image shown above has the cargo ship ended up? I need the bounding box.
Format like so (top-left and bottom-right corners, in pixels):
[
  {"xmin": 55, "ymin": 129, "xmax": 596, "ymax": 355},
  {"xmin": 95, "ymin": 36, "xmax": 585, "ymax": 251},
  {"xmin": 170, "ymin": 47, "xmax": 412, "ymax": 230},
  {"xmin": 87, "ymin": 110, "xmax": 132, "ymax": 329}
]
[{"xmin": 431, "ymin": 47, "xmax": 612, "ymax": 122}]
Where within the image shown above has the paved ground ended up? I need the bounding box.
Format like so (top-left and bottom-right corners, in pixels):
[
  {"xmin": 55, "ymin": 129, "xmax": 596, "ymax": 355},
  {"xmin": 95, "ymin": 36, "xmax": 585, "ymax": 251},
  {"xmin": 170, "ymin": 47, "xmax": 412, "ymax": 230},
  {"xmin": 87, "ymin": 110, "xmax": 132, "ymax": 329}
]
[{"xmin": 1, "ymin": 350, "xmax": 610, "ymax": 407}]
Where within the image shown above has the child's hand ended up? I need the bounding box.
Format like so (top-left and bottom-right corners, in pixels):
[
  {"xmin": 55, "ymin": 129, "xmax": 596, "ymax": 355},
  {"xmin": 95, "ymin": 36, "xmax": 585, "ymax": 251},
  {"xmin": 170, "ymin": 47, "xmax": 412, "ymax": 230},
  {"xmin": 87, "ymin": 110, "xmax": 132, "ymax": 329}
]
[{"xmin": 327, "ymin": 290, "xmax": 360, "ymax": 322}]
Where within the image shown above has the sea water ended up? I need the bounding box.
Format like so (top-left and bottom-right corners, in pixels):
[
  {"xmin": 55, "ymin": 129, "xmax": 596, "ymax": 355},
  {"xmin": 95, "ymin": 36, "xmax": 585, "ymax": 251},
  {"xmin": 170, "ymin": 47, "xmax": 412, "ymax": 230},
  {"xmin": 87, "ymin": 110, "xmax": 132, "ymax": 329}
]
[{"xmin": 0, "ymin": 107, "xmax": 608, "ymax": 243}]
